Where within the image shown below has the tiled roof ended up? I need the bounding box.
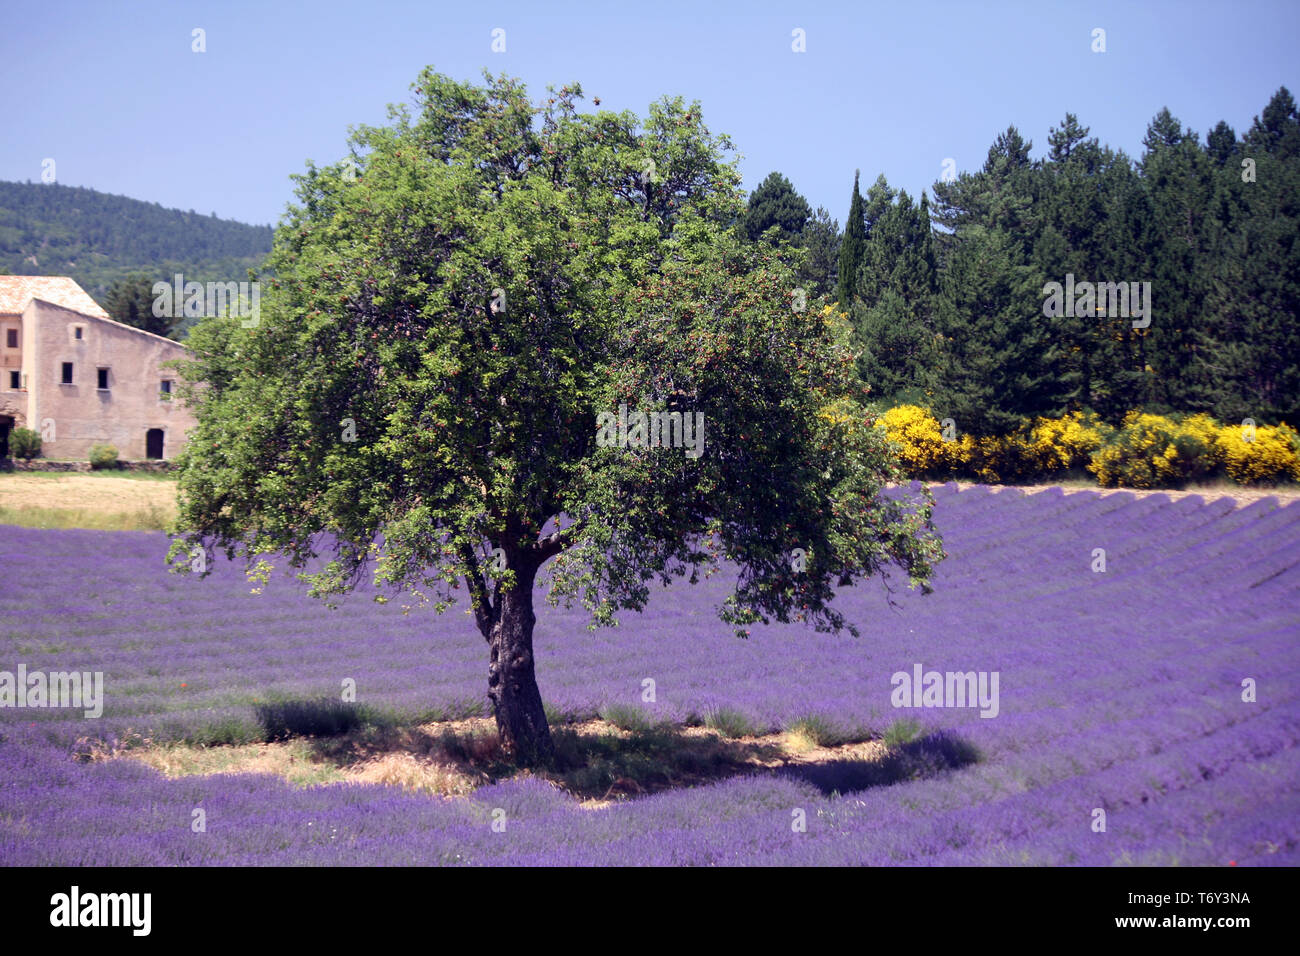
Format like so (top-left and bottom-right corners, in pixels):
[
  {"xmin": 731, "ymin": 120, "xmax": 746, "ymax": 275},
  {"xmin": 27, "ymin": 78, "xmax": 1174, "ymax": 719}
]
[{"xmin": 0, "ymin": 276, "xmax": 111, "ymax": 319}]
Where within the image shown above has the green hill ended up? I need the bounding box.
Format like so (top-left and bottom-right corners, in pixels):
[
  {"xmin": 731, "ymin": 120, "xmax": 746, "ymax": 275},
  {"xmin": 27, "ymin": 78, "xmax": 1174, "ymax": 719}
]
[{"xmin": 0, "ymin": 180, "xmax": 273, "ymax": 319}]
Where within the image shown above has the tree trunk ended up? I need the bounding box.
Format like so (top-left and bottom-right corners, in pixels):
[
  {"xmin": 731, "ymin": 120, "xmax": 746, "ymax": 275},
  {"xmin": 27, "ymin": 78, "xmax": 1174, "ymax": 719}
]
[{"xmin": 486, "ymin": 562, "xmax": 556, "ymax": 768}]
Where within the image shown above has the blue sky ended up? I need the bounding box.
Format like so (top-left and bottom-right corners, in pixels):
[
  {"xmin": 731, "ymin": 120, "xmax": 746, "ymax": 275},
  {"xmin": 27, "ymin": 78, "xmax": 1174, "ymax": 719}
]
[{"xmin": 3, "ymin": 0, "xmax": 1296, "ymax": 228}]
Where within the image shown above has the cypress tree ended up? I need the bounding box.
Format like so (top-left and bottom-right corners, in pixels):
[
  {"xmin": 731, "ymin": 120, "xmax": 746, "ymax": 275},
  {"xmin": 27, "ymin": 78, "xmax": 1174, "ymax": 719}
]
[{"xmin": 836, "ymin": 170, "xmax": 866, "ymax": 306}]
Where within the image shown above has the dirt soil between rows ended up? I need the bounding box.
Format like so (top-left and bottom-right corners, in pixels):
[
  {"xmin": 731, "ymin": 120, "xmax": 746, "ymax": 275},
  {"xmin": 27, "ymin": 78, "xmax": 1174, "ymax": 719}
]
[{"xmin": 944, "ymin": 480, "xmax": 1300, "ymax": 508}]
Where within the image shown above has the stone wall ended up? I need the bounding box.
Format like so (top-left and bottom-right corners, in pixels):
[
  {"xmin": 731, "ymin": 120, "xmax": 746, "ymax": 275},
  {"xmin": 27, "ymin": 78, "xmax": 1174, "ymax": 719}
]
[{"xmin": 1, "ymin": 458, "xmax": 178, "ymax": 473}]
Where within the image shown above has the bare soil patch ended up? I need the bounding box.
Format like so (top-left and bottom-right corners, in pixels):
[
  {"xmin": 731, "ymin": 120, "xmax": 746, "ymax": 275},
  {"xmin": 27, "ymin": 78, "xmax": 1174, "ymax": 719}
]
[{"xmin": 946, "ymin": 480, "xmax": 1300, "ymax": 508}]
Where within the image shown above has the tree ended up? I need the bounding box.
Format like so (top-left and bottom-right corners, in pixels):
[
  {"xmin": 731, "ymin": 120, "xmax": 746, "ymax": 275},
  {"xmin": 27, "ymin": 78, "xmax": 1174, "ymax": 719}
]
[
  {"xmin": 740, "ymin": 172, "xmax": 830, "ymax": 302},
  {"xmin": 852, "ymin": 189, "xmax": 942, "ymax": 403},
  {"xmin": 104, "ymin": 272, "xmax": 177, "ymax": 338},
  {"xmin": 927, "ymin": 126, "xmax": 1061, "ymax": 432},
  {"xmin": 836, "ymin": 170, "xmax": 866, "ymax": 306},
  {"xmin": 1244, "ymin": 85, "xmax": 1300, "ymax": 157},
  {"xmin": 862, "ymin": 174, "xmax": 897, "ymax": 241},
  {"xmin": 1137, "ymin": 108, "xmax": 1218, "ymax": 412},
  {"xmin": 1047, "ymin": 113, "xmax": 1096, "ymax": 163},
  {"xmin": 1033, "ymin": 115, "xmax": 1146, "ymax": 417},
  {"xmin": 1204, "ymin": 87, "xmax": 1300, "ymax": 423},
  {"xmin": 931, "ymin": 126, "xmax": 1037, "ymax": 258},
  {"xmin": 935, "ymin": 227, "xmax": 1065, "ymax": 436},
  {"xmin": 741, "ymin": 171, "xmax": 811, "ymax": 242},
  {"xmin": 169, "ymin": 68, "xmax": 944, "ymax": 768},
  {"xmin": 797, "ymin": 206, "xmax": 840, "ymax": 300},
  {"xmin": 1205, "ymin": 121, "xmax": 1237, "ymax": 166},
  {"xmin": 1142, "ymin": 107, "xmax": 1188, "ymax": 152}
]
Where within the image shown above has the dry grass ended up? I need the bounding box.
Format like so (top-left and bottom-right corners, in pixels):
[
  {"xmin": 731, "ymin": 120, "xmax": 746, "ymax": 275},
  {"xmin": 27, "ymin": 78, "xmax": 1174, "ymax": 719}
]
[
  {"xmin": 0, "ymin": 473, "xmax": 178, "ymax": 530},
  {"xmin": 132, "ymin": 739, "xmax": 346, "ymax": 787},
  {"xmin": 90, "ymin": 721, "xmax": 491, "ymax": 796},
  {"xmin": 347, "ymin": 752, "xmax": 480, "ymax": 796},
  {"xmin": 782, "ymin": 728, "xmax": 824, "ymax": 754}
]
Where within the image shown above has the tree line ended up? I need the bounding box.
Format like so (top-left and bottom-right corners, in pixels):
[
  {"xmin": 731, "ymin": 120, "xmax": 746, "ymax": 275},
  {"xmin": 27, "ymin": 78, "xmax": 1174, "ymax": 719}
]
[
  {"xmin": 742, "ymin": 87, "xmax": 1300, "ymax": 432},
  {"xmin": 0, "ymin": 180, "xmax": 272, "ymax": 320}
]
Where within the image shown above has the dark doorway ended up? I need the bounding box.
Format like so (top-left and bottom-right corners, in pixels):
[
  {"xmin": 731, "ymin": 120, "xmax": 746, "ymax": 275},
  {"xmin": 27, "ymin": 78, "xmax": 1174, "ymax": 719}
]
[
  {"xmin": 0, "ymin": 416, "xmax": 12, "ymax": 458},
  {"xmin": 146, "ymin": 428, "xmax": 164, "ymax": 460}
]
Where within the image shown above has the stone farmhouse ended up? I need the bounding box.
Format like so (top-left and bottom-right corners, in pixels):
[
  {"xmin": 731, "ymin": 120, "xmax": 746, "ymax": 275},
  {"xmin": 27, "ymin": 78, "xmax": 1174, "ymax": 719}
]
[{"xmin": 0, "ymin": 276, "xmax": 196, "ymax": 461}]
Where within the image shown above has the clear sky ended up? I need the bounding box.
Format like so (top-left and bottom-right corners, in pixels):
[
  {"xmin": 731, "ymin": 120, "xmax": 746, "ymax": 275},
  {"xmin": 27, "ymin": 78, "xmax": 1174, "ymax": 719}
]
[{"xmin": 3, "ymin": 0, "xmax": 1296, "ymax": 228}]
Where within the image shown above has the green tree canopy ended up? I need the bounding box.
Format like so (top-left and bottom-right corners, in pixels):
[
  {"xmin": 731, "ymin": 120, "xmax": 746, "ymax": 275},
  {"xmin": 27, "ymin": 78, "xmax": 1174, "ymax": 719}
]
[
  {"xmin": 836, "ymin": 170, "xmax": 866, "ymax": 306},
  {"xmin": 798, "ymin": 205, "xmax": 841, "ymax": 301},
  {"xmin": 169, "ymin": 68, "xmax": 944, "ymax": 767},
  {"xmin": 741, "ymin": 171, "xmax": 811, "ymax": 242},
  {"xmin": 104, "ymin": 272, "xmax": 178, "ymax": 338},
  {"xmin": 852, "ymin": 189, "xmax": 942, "ymax": 405}
]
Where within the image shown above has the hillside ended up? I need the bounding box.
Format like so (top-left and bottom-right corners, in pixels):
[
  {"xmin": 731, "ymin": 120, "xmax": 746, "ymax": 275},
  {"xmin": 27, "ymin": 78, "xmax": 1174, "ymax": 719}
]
[{"xmin": 0, "ymin": 180, "xmax": 273, "ymax": 313}]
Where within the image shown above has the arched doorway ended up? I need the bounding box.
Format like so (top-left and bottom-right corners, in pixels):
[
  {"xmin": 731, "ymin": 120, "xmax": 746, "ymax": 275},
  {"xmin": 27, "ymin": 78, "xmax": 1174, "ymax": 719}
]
[{"xmin": 146, "ymin": 428, "xmax": 164, "ymax": 460}]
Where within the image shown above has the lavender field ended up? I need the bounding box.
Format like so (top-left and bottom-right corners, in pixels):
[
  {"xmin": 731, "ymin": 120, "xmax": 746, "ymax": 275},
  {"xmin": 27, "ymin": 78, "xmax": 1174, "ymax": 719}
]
[{"xmin": 2, "ymin": 484, "xmax": 1298, "ymax": 866}]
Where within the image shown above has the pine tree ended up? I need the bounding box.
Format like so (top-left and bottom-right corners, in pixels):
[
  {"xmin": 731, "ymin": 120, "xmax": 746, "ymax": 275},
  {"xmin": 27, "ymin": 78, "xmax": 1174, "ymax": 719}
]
[
  {"xmin": 852, "ymin": 190, "xmax": 942, "ymax": 404},
  {"xmin": 1047, "ymin": 113, "xmax": 1096, "ymax": 162},
  {"xmin": 104, "ymin": 273, "xmax": 177, "ymax": 338},
  {"xmin": 931, "ymin": 126, "xmax": 1037, "ymax": 248},
  {"xmin": 741, "ymin": 171, "xmax": 812, "ymax": 243},
  {"xmin": 1138, "ymin": 108, "xmax": 1218, "ymax": 412},
  {"xmin": 1205, "ymin": 121, "xmax": 1237, "ymax": 166},
  {"xmin": 1034, "ymin": 114, "xmax": 1147, "ymax": 418},
  {"xmin": 798, "ymin": 206, "xmax": 841, "ymax": 301},
  {"xmin": 1245, "ymin": 86, "xmax": 1300, "ymax": 156},
  {"xmin": 935, "ymin": 228, "xmax": 1066, "ymax": 436},
  {"xmin": 854, "ymin": 176, "xmax": 899, "ymax": 310},
  {"xmin": 1205, "ymin": 88, "xmax": 1300, "ymax": 423},
  {"xmin": 863, "ymin": 174, "xmax": 897, "ymax": 239}
]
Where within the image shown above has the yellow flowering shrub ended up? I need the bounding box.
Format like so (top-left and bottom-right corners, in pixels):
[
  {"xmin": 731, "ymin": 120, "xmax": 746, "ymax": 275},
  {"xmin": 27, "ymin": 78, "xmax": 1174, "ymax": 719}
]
[
  {"xmin": 1180, "ymin": 413, "xmax": 1222, "ymax": 455},
  {"xmin": 875, "ymin": 406, "xmax": 1298, "ymax": 488},
  {"xmin": 1217, "ymin": 421, "xmax": 1300, "ymax": 484},
  {"xmin": 816, "ymin": 402, "xmax": 858, "ymax": 429},
  {"xmin": 950, "ymin": 433, "xmax": 1028, "ymax": 483},
  {"xmin": 1025, "ymin": 412, "xmax": 1111, "ymax": 474},
  {"xmin": 878, "ymin": 405, "xmax": 955, "ymax": 478},
  {"xmin": 1088, "ymin": 412, "xmax": 1218, "ymax": 488},
  {"xmin": 948, "ymin": 413, "xmax": 1110, "ymax": 483}
]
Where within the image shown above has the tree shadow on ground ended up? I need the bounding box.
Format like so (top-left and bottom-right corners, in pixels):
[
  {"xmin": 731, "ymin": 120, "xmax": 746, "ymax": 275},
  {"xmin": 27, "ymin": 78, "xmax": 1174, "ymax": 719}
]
[
  {"xmin": 549, "ymin": 722, "xmax": 790, "ymax": 801},
  {"xmin": 305, "ymin": 718, "xmax": 978, "ymax": 803},
  {"xmin": 777, "ymin": 731, "xmax": 980, "ymax": 795},
  {"xmin": 111, "ymin": 707, "xmax": 980, "ymax": 804}
]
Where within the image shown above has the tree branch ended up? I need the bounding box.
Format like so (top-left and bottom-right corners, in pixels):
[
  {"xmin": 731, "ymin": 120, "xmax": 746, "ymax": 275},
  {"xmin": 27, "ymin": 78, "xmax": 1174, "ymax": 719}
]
[{"xmin": 459, "ymin": 542, "xmax": 497, "ymax": 639}]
